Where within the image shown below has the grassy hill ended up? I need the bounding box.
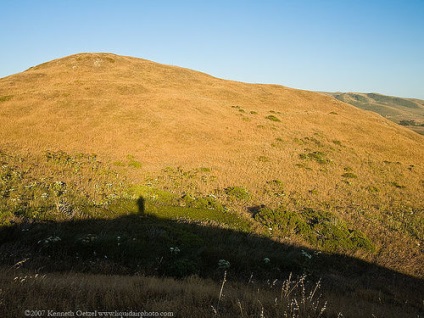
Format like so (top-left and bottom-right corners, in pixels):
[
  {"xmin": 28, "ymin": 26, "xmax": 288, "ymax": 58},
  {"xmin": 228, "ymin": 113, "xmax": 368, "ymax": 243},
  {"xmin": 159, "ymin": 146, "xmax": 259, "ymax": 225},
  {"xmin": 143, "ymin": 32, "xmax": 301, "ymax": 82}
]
[
  {"xmin": 327, "ymin": 92, "xmax": 424, "ymax": 135},
  {"xmin": 0, "ymin": 53, "xmax": 423, "ymax": 317}
]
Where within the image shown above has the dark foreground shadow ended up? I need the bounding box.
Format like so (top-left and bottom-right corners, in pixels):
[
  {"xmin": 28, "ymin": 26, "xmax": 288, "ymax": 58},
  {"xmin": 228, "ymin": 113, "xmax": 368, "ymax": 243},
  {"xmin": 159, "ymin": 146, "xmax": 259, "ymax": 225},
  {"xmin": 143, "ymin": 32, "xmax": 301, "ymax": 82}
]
[{"xmin": 0, "ymin": 196, "xmax": 422, "ymax": 316}]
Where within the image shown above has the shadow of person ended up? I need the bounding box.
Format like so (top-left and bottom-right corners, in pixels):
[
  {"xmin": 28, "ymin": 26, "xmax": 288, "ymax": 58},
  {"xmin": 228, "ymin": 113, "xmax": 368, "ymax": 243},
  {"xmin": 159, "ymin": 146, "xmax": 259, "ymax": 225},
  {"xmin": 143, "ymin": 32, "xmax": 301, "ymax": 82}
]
[{"xmin": 137, "ymin": 196, "xmax": 145, "ymax": 214}]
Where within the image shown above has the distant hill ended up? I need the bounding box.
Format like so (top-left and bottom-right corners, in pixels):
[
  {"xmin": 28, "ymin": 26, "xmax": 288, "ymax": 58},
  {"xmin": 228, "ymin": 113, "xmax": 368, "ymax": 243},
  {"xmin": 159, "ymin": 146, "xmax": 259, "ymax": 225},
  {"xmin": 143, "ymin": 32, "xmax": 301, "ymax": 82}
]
[
  {"xmin": 326, "ymin": 92, "xmax": 424, "ymax": 135},
  {"xmin": 0, "ymin": 53, "xmax": 423, "ymax": 278}
]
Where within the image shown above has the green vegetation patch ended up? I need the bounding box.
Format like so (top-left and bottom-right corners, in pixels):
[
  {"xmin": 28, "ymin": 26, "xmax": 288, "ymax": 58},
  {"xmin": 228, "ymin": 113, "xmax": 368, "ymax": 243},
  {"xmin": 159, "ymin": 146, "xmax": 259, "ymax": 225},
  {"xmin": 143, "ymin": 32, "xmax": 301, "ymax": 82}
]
[
  {"xmin": 231, "ymin": 105, "xmax": 246, "ymax": 113},
  {"xmin": 258, "ymin": 156, "xmax": 270, "ymax": 163},
  {"xmin": 113, "ymin": 155, "xmax": 142, "ymax": 169},
  {"xmin": 127, "ymin": 155, "xmax": 142, "ymax": 169},
  {"xmin": 0, "ymin": 95, "xmax": 13, "ymax": 102},
  {"xmin": 129, "ymin": 185, "xmax": 251, "ymax": 232},
  {"xmin": 265, "ymin": 115, "xmax": 281, "ymax": 122},
  {"xmin": 342, "ymin": 172, "xmax": 358, "ymax": 179},
  {"xmin": 0, "ymin": 150, "xmax": 127, "ymax": 224},
  {"xmin": 254, "ymin": 207, "xmax": 374, "ymax": 252},
  {"xmin": 263, "ymin": 179, "xmax": 285, "ymax": 197},
  {"xmin": 224, "ymin": 186, "xmax": 250, "ymax": 201},
  {"xmin": 299, "ymin": 151, "xmax": 330, "ymax": 164},
  {"xmin": 399, "ymin": 119, "xmax": 420, "ymax": 126},
  {"xmin": 390, "ymin": 181, "xmax": 405, "ymax": 189},
  {"xmin": 303, "ymin": 136, "xmax": 323, "ymax": 147},
  {"xmin": 332, "ymin": 140, "xmax": 342, "ymax": 146}
]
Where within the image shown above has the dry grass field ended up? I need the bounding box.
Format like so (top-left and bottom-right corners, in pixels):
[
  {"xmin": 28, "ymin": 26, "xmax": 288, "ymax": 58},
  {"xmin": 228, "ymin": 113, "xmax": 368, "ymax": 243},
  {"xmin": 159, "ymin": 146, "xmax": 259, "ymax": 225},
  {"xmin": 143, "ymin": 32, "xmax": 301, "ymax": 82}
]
[{"xmin": 0, "ymin": 53, "xmax": 423, "ymax": 317}]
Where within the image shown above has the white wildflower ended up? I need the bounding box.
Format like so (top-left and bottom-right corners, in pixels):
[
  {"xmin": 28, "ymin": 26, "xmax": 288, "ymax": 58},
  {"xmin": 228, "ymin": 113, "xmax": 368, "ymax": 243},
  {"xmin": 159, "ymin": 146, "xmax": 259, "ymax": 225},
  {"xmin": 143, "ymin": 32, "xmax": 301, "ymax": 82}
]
[
  {"xmin": 301, "ymin": 250, "xmax": 312, "ymax": 259},
  {"xmin": 218, "ymin": 259, "xmax": 231, "ymax": 269},
  {"xmin": 170, "ymin": 247, "xmax": 180, "ymax": 254}
]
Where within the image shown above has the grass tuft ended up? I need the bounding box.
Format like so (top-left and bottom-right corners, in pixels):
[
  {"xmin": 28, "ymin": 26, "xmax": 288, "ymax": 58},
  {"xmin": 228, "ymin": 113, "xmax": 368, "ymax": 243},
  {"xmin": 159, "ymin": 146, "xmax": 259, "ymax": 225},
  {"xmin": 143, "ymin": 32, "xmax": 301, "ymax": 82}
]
[{"xmin": 265, "ymin": 115, "xmax": 281, "ymax": 122}]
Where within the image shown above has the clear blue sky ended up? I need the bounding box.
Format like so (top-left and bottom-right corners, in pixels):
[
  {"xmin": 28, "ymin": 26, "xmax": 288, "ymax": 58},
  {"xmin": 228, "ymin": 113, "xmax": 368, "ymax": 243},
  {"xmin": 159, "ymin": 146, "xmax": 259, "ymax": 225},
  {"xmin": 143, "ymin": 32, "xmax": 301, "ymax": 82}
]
[{"xmin": 1, "ymin": 0, "xmax": 423, "ymax": 98}]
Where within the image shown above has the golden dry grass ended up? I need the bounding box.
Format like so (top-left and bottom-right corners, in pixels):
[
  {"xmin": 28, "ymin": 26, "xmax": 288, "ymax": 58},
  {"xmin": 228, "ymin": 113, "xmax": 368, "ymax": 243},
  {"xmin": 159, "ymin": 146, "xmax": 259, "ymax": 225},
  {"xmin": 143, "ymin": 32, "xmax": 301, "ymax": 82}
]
[
  {"xmin": 0, "ymin": 53, "xmax": 423, "ymax": 277},
  {"xmin": 1, "ymin": 267, "xmax": 421, "ymax": 318}
]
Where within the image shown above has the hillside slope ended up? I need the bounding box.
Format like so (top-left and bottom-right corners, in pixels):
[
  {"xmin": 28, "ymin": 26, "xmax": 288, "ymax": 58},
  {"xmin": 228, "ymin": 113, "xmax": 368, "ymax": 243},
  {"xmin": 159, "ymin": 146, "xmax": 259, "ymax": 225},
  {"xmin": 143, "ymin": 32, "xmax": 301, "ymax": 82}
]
[
  {"xmin": 327, "ymin": 92, "xmax": 424, "ymax": 135},
  {"xmin": 0, "ymin": 53, "xmax": 423, "ymax": 276}
]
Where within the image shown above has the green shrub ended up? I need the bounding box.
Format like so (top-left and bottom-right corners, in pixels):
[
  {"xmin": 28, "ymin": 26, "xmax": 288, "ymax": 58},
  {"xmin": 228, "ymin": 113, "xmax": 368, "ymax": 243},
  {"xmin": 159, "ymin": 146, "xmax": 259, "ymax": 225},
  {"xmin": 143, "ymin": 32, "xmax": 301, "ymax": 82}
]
[
  {"xmin": 180, "ymin": 193, "xmax": 224, "ymax": 211},
  {"xmin": 225, "ymin": 186, "xmax": 250, "ymax": 200},
  {"xmin": 399, "ymin": 120, "xmax": 417, "ymax": 126},
  {"xmin": 390, "ymin": 181, "xmax": 405, "ymax": 189},
  {"xmin": 342, "ymin": 172, "xmax": 357, "ymax": 179},
  {"xmin": 366, "ymin": 186, "xmax": 379, "ymax": 193},
  {"xmin": 299, "ymin": 151, "xmax": 330, "ymax": 164},
  {"xmin": 258, "ymin": 156, "xmax": 270, "ymax": 162},
  {"xmin": 254, "ymin": 207, "xmax": 374, "ymax": 252},
  {"xmin": 0, "ymin": 95, "xmax": 13, "ymax": 102},
  {"xmin": 127, "ymin": 155, "xmax": 142, "ymax": 169},
  {"xmin": 332, "ymin": 140, "xmax": 342, "ymax": 146},
  {"xmin": 265, "ymin": 115, "xmax": 281, "ymax": 122},
  {"xmin": 254, "ymin": 207, "xmax": 307, "ymax": 235}
]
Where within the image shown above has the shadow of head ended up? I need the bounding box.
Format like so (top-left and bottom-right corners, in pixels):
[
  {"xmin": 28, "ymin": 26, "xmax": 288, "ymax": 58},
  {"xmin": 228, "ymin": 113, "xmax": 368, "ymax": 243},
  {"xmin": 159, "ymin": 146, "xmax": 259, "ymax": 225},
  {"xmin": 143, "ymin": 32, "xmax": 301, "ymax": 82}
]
[{"xmin": 137, "ymin": 197, "xmax": 145, "ymax": 214}]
